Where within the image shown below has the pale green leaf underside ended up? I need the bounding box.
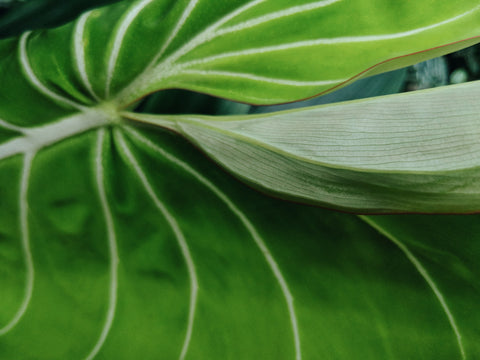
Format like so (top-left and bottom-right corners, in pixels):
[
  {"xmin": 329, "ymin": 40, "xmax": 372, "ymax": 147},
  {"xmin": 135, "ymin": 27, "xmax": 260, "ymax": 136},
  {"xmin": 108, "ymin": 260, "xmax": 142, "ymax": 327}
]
[
  {"xmin": 125, "ymin": 80, "xmax": 480, "ymax": 213},
  {"xmin": 1, "ymin": 0, "xmax": 480, "ymax": 359}
]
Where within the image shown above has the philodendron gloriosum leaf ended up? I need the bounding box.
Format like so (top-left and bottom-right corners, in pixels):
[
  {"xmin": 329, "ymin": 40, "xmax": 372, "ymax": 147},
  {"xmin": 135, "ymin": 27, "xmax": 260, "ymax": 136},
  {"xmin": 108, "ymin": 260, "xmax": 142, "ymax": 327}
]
[
  {"xmin": 6, "ymin": 0, "xmax": 480, "ymax": 108},
  {"xmin": 1, "ymin": 0, "xmax": 480, "ymax": 359},
  {"xmin": 125, "ymin": 80, "xmax": 480, "ymax": 213}
]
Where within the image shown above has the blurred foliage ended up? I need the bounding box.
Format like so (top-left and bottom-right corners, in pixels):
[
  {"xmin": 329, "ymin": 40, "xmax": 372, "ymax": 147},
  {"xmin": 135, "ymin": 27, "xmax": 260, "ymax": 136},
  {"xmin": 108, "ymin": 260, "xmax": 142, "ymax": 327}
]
[
  {"xmin": 447, "ymin": 45, "xmax": 480, "ymax": 81},
  {"xmin": 136, "ymin": 89, "xmax": 251, "ymax": 116},
  {"xmin": 0, "ymin": 0, "xmax": 121, "ymax": 38}
]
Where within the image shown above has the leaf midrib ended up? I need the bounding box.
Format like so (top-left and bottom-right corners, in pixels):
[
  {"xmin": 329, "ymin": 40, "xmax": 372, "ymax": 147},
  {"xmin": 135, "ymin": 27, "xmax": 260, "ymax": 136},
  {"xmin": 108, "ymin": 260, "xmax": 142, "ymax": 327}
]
[{"xmin": 0, "ymin": 109, "xmax": 113, "ymax": 161}]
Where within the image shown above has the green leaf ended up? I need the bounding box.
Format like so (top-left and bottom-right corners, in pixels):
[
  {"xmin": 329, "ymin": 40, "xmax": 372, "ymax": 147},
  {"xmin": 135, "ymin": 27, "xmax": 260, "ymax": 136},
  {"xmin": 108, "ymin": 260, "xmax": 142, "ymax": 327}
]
[
  {"xmin": 1, "ymin": 1, "xmax": 480, "ymax": 359},
  {"xmin": 250, "ymin": 67, "xmax": 408, "ymax": 113},
  {"xmin": 124, "ymin": 80, "xmax": 480, "ymax": 213},
  {"xmin": 1, "ymin": 125, "xmax": 480, "ymax": 359},
  {"xmin": 108, "ymin": 0, "xmax": 480, "ymax": 105},
  {"xmin": 5, "ymin": 0, "xmax": 480, "ymax": 107}
]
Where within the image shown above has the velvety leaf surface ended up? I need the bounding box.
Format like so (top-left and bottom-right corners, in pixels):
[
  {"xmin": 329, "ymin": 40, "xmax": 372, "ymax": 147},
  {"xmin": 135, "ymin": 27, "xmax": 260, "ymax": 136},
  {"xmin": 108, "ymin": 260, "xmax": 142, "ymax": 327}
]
[
  {"xmin": 1, "ymin": 1, "xmax": 480, "ymax": 359},
  {"xmin": 1, "ymin": 125, "xmax": 480, "ymax": 359},
  {"xmin": 8, "ymin": 0, "xmax": 480, "ymax": 106}
]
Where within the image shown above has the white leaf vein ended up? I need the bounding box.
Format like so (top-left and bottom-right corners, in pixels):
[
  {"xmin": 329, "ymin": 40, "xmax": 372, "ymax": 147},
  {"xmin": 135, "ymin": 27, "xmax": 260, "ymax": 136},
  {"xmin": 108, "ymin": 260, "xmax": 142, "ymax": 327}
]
[
  {"xmin": 85, "ymin": 129, "xmax": 120, "ymax": 360},
  {"xmin": 0, "ymin": 111, "xmax": 110, "ymax": 162},
  {"xmin": 114, "ymin": 0, "xmax": 265, "ymax": 103},
  {"xmin": 115, "ymin": 2, "xmax": 479, "ymax": 105},
  {"xmin": 105, "ymin": 0, "xmax": 155, "ymax": 98},
  {"xmin": 359, "ymin": 215, "xmax": 466, "ymax": 360},
  {"xmin": 125, "ymin": 127, "xmax": 302, "ymax": 360},
  {"xmin": 178, "ymin": 5, "xmax": 480, "ymax": 69},
  {"xmin": 214, "ymin": 0, "xmax": 341, "ymax": 39},
  {"xmin": 0, "ymin": 152, "xmax": 35, "ymax": 336},
  {"xmin": 151, "ymin": 0, "xmax": 199, "ymax": 66},
  {"xmin": 114, "ymin": 129, "xmax": 198, "ymax": 360},
  {"xmin": 158, "ymin": 0, "xmax": 265, "ymax": 66},
  {"xmin": 181, "ymin": 69, "xmax": 345, "ymax": 87},
  {"xmin": 19, "ymin": 32, "xmax": 86, "ymax": 111},
  {"xmin": 74, "ymin": 10, "xmax": 101, "ymax": 101},
  {"xmin": 0, "ymin": 118, "xmax": 26, "ymax": 133}
]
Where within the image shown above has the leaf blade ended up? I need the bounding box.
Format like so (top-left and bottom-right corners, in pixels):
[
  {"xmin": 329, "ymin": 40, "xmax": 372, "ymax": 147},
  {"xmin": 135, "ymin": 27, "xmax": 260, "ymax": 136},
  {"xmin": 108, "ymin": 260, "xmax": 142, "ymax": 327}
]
[
  {"xmin": 111, "ymin": 0, "xmax": 480, "ymax": 105},
  {"xmin": 13, "ymin": 0, "xmax": 480, "ymax": 106},
  {"xmin": 125, "ymin": 80, "xmax": 480, "ymax": 213}
]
